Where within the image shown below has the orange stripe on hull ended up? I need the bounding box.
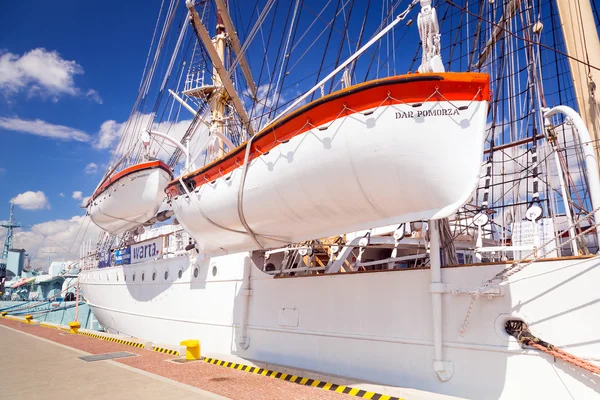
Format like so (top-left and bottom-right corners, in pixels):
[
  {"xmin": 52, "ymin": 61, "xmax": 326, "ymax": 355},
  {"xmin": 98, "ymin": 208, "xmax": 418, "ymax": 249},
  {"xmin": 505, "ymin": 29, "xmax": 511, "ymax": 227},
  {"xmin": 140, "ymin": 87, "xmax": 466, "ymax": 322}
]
[{"xmin": 166, "ymin": 72, "xmax": 489, "ymax": 196}]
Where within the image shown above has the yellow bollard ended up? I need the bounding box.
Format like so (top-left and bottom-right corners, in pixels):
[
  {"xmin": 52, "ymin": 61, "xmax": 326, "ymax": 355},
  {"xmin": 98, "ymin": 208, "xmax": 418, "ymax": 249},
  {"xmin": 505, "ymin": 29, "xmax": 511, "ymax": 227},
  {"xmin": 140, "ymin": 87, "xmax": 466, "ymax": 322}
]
[
  {"xmin": 24, "ymin": 315, "xmax": 33, "ymax": 324},
  {"xmin": 1, "ymin": 311, "xmax": 7, "ymax": 317},
  {"xmin": 180, "ymin": 339, "xmax": 201, "ymax": 361},
  {"xmin": 68, "ymin": 321, "xmax": 81, "ymax": 334}
]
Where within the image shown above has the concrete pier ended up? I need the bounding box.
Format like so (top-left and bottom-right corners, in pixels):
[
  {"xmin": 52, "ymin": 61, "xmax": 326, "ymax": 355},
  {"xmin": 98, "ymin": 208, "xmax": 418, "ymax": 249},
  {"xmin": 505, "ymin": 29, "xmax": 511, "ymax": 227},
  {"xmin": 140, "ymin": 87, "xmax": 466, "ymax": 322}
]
[
  {"xmin": 0, "ymin": 324, "xmax": 225, "ymax": 400},
  {"xmin": 0, "ymin": 316, "xmax": 461, "ymax": 400}
]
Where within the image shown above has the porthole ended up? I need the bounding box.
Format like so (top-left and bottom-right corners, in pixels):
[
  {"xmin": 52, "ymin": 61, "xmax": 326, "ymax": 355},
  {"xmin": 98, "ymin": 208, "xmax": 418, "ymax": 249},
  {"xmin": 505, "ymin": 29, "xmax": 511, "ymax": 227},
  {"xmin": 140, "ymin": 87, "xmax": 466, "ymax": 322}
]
[
  {"xmin": 178, "ymin": 269, "xmax": 183, "ymax": 279},
  {"xmin": 124, "ymin": 273, "xmax": 127, "ymax": 281},
  {"xmin": 164, "ymin": 270, "xmax": 169, "ymax": 280},
  {"xmin": 193, "ymin": 267, "xmax": 199, "ymax": 278},
  {"xmin": 132, "ymin": 273, "xmax": 136, "ymax": 282},
  {"xmin": 152, "ymin": 271, "xmax": 156, "ymax": 281},
  {"xmin": 212, "ymin": 265, "xmax": 217, "ymax": 277},
  {"xmin": 116, "ymin": 274, "xmax": 119, "ymax": 282},
  {"xmin": 141, "ymin": 272, "xmax": 145, "ymax": 281},
  {"xmin": 265, "ymin": 263, "xmax": 276, "ymax": 272}
]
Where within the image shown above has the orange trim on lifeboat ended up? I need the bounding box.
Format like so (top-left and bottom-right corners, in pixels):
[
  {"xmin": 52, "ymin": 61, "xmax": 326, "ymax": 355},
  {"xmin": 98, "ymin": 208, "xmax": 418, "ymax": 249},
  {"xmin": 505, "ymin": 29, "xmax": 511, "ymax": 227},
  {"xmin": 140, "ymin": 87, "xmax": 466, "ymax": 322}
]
[
  {"xmin": 166, "ymin": 72, "xmax": 490, "ymax": 197},
  {"xmin": 88, "ymin": 160, "xmax": 173, "ymax": 206}
]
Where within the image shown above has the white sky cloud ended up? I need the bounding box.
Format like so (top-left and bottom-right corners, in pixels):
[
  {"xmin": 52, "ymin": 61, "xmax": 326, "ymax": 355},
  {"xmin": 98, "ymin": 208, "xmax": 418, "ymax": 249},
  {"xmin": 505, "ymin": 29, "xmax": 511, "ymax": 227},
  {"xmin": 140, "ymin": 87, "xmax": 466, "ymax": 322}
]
[
  {"xmin": 0, "ymin": 112, "xmax": 199, "ymax": 162},
  {"xmin": 11, "ymin": 215, "xmax": 102, "ymax": 271},
  {"xmin": 0, "ymin": 117, "xmax": 91, "ymax": 143},
  {"xmin": 80, "ymin": 196, "xmax": 91, "ymax": 207},
  {"xmin": 59, "ymin": 193, "xmax": 65, "ymax": 197},
  {"xmin": 86, "ymin": 89, "xmax": 103, "ymax": 104},
  {"xmin": 94, "ymin": 119, "xmax": 123, "ymax": 150},
  {"xmin": 72, "ymin": 191, "xmax": 89, "ymax": 206},
  {"xmin": 11, "ymin": 191, "xmax": 50, "ymax": 210},
  {"xmin": 84, "ymin": 162, "xmax": 98, "ymax": 174},
  {"xmin": 93, "ymin": 113, "xmax": 201, "ymax": 164},
  {"xmin": 0, "ymin": 48, "xmax": 99, "ymax": 102}
]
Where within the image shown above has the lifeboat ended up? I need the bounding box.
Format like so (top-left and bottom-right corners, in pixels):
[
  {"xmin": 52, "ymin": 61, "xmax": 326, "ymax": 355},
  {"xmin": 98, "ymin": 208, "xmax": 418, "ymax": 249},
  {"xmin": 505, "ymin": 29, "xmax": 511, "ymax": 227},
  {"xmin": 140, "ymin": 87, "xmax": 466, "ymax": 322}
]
[
  {"xmin": 166, "ymin": 72, "xmax": 490, "ymax": 255},
  {"xmin": 87, "ymin": 160, "xmax": 173, "ymax": 235}
]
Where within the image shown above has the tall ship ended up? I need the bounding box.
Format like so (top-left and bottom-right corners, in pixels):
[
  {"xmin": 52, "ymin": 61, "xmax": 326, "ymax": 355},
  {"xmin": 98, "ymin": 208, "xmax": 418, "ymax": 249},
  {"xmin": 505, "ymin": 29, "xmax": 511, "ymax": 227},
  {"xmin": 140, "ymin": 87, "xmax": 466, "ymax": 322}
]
[{"xmin": 79, "ymin": 0, "xmax": 600, "ymax": 398}]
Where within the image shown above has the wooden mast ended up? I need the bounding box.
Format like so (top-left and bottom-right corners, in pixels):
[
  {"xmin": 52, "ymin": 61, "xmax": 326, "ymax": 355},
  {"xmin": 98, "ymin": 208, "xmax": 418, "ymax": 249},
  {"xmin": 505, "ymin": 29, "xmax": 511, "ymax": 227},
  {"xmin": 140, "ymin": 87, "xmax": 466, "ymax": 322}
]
[
  {"xmin": 556, "ymin": 0, "xmax": 600, "ymax": 164},
  {"xmin": 186, "ymin": 0, "xmax": 256, "ymax": 160},
  {"xmin": 212, "ymin": 13, "xmax": 227, "ymax": 158}
]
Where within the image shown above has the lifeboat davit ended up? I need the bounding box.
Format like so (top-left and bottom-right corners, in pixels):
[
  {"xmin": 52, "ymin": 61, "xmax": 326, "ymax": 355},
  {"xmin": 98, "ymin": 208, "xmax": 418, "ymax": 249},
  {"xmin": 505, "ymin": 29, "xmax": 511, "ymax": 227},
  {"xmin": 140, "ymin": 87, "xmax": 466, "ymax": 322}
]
[
  {"xmin": 87, "ymin": 160, "xmax": 173, "ymax": 235},
  {"xmin": 166, "ymin": 72, "xmax": 490, "ymax": 255}
]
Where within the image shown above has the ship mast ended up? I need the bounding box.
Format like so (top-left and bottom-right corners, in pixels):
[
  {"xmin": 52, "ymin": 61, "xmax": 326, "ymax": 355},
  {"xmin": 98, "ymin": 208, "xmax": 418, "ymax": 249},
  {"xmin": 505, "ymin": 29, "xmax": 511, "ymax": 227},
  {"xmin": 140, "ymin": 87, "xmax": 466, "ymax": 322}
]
[
  {"xmin": 185, "ymin": 0, "xmax": 256, "ymax": 160},
  {"xmin": 556, "ymin": 0, "xmax": 600, "ymax": 165},
  {"xmin": 212, "ymin": 13, "xmax": 228, "ymax": 158}
]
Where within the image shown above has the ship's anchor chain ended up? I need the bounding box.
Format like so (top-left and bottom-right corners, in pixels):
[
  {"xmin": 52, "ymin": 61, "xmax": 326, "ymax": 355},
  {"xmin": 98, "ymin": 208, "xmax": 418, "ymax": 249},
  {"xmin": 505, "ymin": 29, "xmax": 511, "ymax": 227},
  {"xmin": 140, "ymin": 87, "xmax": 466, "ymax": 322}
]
[{"xmin": 505, "ymin": 320, "xmax": 600, "ymax": 376}]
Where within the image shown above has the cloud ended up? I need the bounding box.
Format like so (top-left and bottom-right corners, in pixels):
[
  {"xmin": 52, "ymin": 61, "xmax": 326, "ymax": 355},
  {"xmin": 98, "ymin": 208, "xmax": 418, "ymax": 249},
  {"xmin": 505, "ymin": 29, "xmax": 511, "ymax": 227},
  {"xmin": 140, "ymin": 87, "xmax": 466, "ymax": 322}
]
[
  {"xmin": 11, "ymin": 191, "xmax": 50, "ymax": 210},
  {"xmin": 94, "ymin": 119, "xmax": 123, "ymax": 150},
  {"xmin": 59, "ymin": 193, "xmax": 65, "ymax": 197},
  {"xmin": 80, "ymin": 196, "xmax": 91, "ymax": 207},
  {"xmin": 0, "ymin": 112, "xmax": 202, "ymax": 167},
  {"xmin": 93, "ymin": 112, "xmax": 204, "ymax": 164},
  {"xmin": 86, "ymin": 89, "xmax": 103, "ymax": 104},
  {"xmin": 84, "ymin": 162, "xmax": 98, "ymax": 174},
  {"xmin": 247, "ymin": 84, "xmax": 291, "ymax": 130},
  {"xmin": 0, "ymin": 48, "xmax": 91, "ymax": 101},
  {"xmin": 11, "ymin": 215, "xmax": 102, "ymax": 271},
  {"xmin": 0, "ymin": 117, "xmax": 91, "ymax": 142},
  {"xmin": 72, "ymin": 191, "xmax": 89, "ymax": 206}
]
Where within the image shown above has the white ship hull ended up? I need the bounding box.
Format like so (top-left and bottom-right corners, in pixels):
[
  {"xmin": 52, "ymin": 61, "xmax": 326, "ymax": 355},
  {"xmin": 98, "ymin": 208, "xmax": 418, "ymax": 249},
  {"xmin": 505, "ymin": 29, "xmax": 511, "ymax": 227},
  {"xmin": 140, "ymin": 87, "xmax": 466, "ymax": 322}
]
[
  {"xmin": 88, "ymin": 161, "xmax": 172, "ymax": 235},
  {"xmin": 168, "ymin": 73, "xmax": 490, "ymax": 255},
  {"xmin": 80, "ymin": 254, "xmax": 600, "ymax": 400}
]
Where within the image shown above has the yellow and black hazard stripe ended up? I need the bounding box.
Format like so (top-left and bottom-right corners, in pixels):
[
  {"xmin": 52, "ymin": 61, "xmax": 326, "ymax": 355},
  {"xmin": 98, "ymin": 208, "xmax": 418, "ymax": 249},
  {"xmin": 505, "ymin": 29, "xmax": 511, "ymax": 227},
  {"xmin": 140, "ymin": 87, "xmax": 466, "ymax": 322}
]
[
  {"xmin": 76, "ymin": 331, "xmax": 145, "ymax": 348},
  {"xmin": 152, "ymin": 346, "xmax": 180, "ymax": 356},
  {"xmin": 203, "ymin": 357, "xmax": 403, "ymax": 400}
]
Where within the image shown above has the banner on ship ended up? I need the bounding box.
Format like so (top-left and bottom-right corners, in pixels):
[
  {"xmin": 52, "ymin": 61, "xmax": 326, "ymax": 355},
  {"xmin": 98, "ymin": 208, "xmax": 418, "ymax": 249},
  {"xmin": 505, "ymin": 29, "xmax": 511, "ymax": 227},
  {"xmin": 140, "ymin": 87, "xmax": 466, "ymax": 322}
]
[
  {"xmin": 130, "ymin": 237, "xmax": 163, "ymax": 264},
  {"xmin": 114, "ymin": 247, "xmax": 131, "ymax": 265},
  {"xmin": 97, "ymin": 250, "xmax": 111, "ymax": 268}
]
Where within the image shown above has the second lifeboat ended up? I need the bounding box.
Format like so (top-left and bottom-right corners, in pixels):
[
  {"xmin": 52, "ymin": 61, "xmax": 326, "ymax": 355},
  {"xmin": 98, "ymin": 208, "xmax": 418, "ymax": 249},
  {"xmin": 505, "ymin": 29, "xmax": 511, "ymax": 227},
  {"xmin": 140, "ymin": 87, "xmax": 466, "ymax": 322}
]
[{"xmin": 87, "ymin": 160, "xmax": 173, "ymax": 235}]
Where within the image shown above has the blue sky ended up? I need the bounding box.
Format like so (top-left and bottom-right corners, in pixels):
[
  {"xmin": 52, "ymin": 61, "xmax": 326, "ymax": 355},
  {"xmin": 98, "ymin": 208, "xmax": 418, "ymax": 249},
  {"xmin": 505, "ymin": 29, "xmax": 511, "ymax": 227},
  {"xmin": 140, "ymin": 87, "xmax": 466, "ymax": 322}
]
[
  {"xmin": 0, "ymin": 1, "xmax": 166, "ymax": 227},
  {"xmin": 0, "ymin": 1, "xmax": 180, "ymax": 268}
]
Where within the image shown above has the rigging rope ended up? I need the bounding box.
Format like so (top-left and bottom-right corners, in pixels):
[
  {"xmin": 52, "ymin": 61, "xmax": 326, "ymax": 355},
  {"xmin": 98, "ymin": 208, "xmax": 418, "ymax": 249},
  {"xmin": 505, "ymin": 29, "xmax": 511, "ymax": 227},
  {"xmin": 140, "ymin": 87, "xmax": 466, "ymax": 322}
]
[
  {"xmin": 271, "ymin": 0, "xmax": 303, "ymax": 118},
  {"xmin": 444, "ymin": 0, "xmax": 600, "ymax": 73}
]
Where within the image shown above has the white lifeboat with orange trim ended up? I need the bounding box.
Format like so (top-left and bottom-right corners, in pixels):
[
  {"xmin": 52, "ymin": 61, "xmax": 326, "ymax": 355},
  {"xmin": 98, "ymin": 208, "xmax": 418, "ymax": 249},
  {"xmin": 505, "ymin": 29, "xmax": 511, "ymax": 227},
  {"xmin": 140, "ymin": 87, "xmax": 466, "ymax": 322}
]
[
  {"xmin": 87, "ymin": 160, "xmax": 173, "ymax": 235},
  {"xmin": 166, "ymin": 72, "xmax": 490, "ymax": 255}
]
